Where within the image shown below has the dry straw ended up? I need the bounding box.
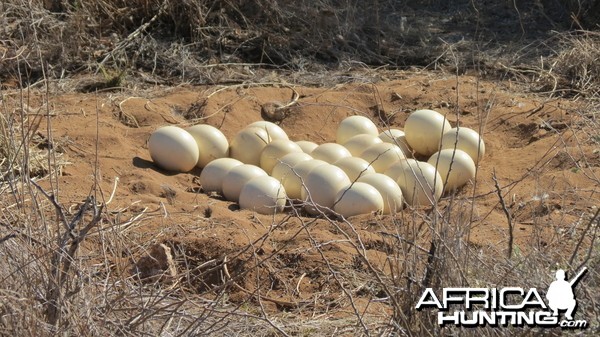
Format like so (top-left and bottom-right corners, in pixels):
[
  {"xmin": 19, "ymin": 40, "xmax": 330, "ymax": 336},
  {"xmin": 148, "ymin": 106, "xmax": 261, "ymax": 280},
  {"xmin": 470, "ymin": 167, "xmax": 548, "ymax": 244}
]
[{"xmin": 1, "ymin": 1, "xmax": 599, "ymax": 335}]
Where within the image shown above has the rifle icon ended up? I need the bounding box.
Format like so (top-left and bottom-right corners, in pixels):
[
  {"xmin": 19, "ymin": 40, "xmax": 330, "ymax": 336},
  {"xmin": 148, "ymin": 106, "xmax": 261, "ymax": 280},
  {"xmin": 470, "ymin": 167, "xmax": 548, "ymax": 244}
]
[{"xmin": 569, "ymin": 267, "xmax": 588, "ymax": 287}]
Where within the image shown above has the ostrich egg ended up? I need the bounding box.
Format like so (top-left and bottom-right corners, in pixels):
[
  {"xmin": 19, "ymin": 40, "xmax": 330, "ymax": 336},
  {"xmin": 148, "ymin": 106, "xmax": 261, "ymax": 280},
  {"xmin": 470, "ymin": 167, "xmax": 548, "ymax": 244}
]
[
  {"xmin": 230, "ymin": 127, "xmax": 272, "ymax": 166},
  {"xmin": 148, "ymin": 126, "xmax": 199, "ymax": 172},
  {"xmin": 259, "ymin": 139, "xmax": 303, "ymax": 174},
  {"xmin": 342, "ymin": 134, "xmax": 383, "ymax": 157},
  {"xmin": 200, "ymin": 158, "xmax": 243, "ymax": 194},
  {"xmin": 301, "ymin": 164, "xmax": 351, "ymax": 215},
  {"xmin": 428, "ymin": 149, "xmax": 476, "ymax": 191},
  {"xmin": 222, "ymin": 164, "xmax": 268, "ymax": 202},
  {"xmin": 358, "ymin": 173, "xmax": 404, "ymax": 214},
  {"xmin": 440, "ymin": 127, "xmax": 486, "ymax": 164},
  {"xmin": 378, "ymin": 129, "xmax": 412, "ymax": 157},
  {"xmin": 282, "ymin": 159, "xmax": 329, "ymax": 200},
  {"xmin": 359, "ymin": 142, "xmax": 406, "ymax": 173},
  {"xmin": 333, "ymin": 156, "xmax": 375, "ymax": 181},
  {"xmin": 404, "ymin": 109, "xmax": 451, "ymax": 156},
  {"xmin": 271, "ymin": 152, "xmax": 313, "ymax": 183},
  {"xmin": 185, "ymin": 124, "xmax": 229, "ymax": 168},
  {"xmin": 295, "ymin": 140, "xmax": 319, "ymax": 154},
  {"xmin": 311, "ymin": 143, "xmax": 352, "ymax": 164},
  {"xmin": 334, "ymin": 182, "xmax": 384, "ymax": 218},
  {"xmin": 239, "ymin": 176, "xmax": 287, "ymax": 215},
  {"xmin": 336, "ymin": 115, "xmax": 379, "ymax": 144},
  {"xmin": 247, "ymin": 121, "xmax": 289, "ymax": 140},
  {"xmin": 395, "ymin": 160, "xmax": 443, "ymax": 207}
]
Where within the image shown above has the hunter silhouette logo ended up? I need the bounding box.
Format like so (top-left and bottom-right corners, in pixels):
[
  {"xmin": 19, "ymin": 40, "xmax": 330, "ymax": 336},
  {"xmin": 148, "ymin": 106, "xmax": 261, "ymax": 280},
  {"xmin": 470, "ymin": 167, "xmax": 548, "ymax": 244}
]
[
  {"xmin": 415, "ymin": 267, "xmax": 588, "ymax": 328},
  {"xmin": 546, "ymin": 267, "xmax": 587, "ymax": 321}
]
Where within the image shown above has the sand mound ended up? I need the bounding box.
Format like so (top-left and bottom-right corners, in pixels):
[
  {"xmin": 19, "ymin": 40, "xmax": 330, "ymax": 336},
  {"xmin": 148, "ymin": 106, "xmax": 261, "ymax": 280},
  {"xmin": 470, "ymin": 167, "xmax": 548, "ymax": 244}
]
[{"xmin": 7, "ymin": 73, "xmax": 598, "ymax": 318}]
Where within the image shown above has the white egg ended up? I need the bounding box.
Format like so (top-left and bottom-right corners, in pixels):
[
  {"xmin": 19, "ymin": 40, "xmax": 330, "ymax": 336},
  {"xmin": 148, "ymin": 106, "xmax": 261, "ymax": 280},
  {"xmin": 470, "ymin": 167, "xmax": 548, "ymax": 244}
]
[
  {"xmin": 334, "ymin": 182, "xmax": 384, "ymax": 218},
  {"xmin": 378, "ymin": 129, "xmax": 412, "ymax": 157},
  {"xmin": 230, "ymin": 127, "xmax": 272, "ymax": 166},
  {"xmin": 404, "ymin": 109, "xmax": 451, "ymax": 156},
  {"xmin": 336, "ymin": 115, "xmax": 379, "ymax": 144},
  {"xmin": 383, "ymin": 160, "xmax": 406, "ymax": 181},
  {"xmin": 311, "ymin": 143, "xmax": 352, "ymax": 164},
  {"xmin": 302, "ymin": 164, "xmax": 351, "ymax": 215},
  {"xmin": 295, "ymin": 140, "xmax": 319, "ymax": 154},
  {"xmin": 395, "ymin": 160, "xmax": 444, "ymax": 207},
  {"xmin": 259, "ymin": 139, "xmax": 303, "ymax": 174},
  {"xmin": 247, "ymin": 121, "xmax": 289, "ymax": 140},
  {"xmin": 222, "ymin": 164, "xmax": 268, "ymax": 202},
  {"xmin": 148, "ymin": 126, "xmax": 199, "ymax": 172},
  {"xmin": 378, "ymin": 129, "xmax": 404, "ymax": 143},
  {"xmin": 428, "ymin": 149, "xmax": 476, "ymax": 191},
  {"xmin": 359, "ymin": 142, "xmax": 406, "ymax": 173},
  {"xmin": 185, "ymin": 124, "xmax": 229, "ymax": 168},
  {"xmin": 357, "ymin": 173, "xmax": 404, "ymax": 214},
  {"xmin": 342, "ymin": 134, "xmax": 383, "ymax": 156},
  {"xmin": 200, "ymin": 158, "xmax": 243, "ymax": 194},
  {"xmin": 271, "ymin": 152, "xmax": 313, "ymax": 182},
  {"xmin": 333, "ymin": 157, "xmax": 375, "ymax": 181},
  {"xmin": 441, "ymin": 127, "xmax": 486, "ymax": 164},
  {"xmin": 239, "ymin": 176, "xmax": 287, "ymax": 215},
  {"xmin": 282, "ymin": 159, "xmax": 329, "ymax": 200}
]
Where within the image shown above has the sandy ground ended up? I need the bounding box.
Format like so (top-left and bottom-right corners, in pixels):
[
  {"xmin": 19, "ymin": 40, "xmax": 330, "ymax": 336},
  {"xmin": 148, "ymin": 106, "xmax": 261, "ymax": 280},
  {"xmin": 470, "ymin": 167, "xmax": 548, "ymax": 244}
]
[{"xmin": 6, "ymin": 71, "xmax": 599, "ymax": 316}]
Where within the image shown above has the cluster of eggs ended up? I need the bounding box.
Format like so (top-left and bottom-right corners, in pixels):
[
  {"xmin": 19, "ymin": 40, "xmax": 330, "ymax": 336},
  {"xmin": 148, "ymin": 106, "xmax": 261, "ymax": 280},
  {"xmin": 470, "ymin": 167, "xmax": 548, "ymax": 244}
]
[{"xmin": 148, "ymin": 110, "xmax": 485, "ymax": 218}]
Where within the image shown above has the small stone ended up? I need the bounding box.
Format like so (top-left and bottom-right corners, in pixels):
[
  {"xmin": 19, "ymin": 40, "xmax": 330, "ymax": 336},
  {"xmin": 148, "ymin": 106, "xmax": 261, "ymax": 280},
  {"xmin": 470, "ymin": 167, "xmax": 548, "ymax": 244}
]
[{"xmin": 133, "ymin": 243, "xmax": 177, "ymax": 282}]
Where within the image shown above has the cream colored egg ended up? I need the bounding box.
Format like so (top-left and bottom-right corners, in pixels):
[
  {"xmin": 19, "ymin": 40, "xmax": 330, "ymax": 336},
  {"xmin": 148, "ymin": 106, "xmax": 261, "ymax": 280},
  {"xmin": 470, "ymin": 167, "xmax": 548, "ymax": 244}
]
[
  {"xmin": 428, "ymin": 149, "xmax": 476, "ymax": 191},
  {"xmin": 404, "ymin": 109, "xmax": 451, "ymax": 156},
  {"xmin": 185, "ymin": 124, "xmax": 229, "ymax": 168},
  {"xmin": 333, "ymin": 157, "xmax": 375, "ymax": 181},
  {"xmin": 334, "ymin": 182, "xmax": 384, "ymax": 218},
  {"xmin": 379, "ymin": 129, "xmax": 412, "ymax": 157},
  {"xmin": 378, "ymin": 129, "xmax": 404, "ymax": 143},
  {"xmin": 247, "ymin": 121, "xmax": 289, "ymax": 140},
  {"xmin": 336, "ymin": 116, "xmax": 379, "ymax": 144},
  {"xmin": 311, "ymin": 143, "xmax": 352, "ymax": 164},
  {"xmin": 359, "ymin": 142, "xmax": 406, "ymax": 173},
  {"xmin": 301, "ymin": 164, "xmax": 351, "ymax": 215},
  {"xmin": 295, "ymin": 140, "xmax": 318, "ymax": 154},
  {"xmin": 230, "ymin": 127, "xmax": 272, "ymax": 166},
  {"xmin": 148, "ymin": 126, "xmax": 199, "ymax": 172},
  {"xmin": 271, "ymin": 152, "xmax": 313, "ymax": 182},
  {"xmin": 200, "ymin": 158, "xmax": 243, "ymax": 194},
  {"xmin": 441, "ymin": 127, "xmax": 485, "ymax": 164},
  {"xmin": 239, "ymin": 176, "xmax": 287, "ymax": 215},
  {"xmin": 282, "ymin": 159, "xmax": 329, "ymax": 200},
  {"xmin": 342, "ymin": 134, "xmax": 383, "ymax": 156},
  {"xmin": 357, "ymin": 173, "xmax": 404, "ymax": 214},
  {"xmin": 259, "ymin": 139, "xmax": 303, "ymax": 174},
  {"xmin": 222, "ymin": 164, "xmax": 268, "ymax": 202},
  {"xmin": 384, "ymin": 160, "xmax": 410, "ymax": 181},
  {"xmin": 395, "ymin": 160, "xmax": 443, "ymax": 207}
]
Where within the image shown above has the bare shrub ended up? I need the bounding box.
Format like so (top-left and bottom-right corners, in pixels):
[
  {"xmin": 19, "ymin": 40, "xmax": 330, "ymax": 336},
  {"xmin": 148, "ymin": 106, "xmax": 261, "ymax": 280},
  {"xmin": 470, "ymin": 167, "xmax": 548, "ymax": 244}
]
[
  {"xmin": 1, "ymin": 1, "xmax": 598, "ymax": 336},
  {"xmin": 3, "ymin": 0, "xmax": 595, "ymax": 86},
  {"xmin": 0, "ymin": 86, "xmax": 297, "ymax": 336},
  {"xmin": 548, "ymin": 30, "xmax": 600, "ymax": 97}
]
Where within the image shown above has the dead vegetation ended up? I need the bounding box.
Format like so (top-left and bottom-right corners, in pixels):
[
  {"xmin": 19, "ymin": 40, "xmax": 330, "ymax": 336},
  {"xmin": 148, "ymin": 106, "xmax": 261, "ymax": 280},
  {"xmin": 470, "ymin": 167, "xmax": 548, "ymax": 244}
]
[
  {"xmin": 0, "ymin": 0, "xmax": 599, "ymax": 336},
  {"xmin": 545, "ymin": 30, "xmax": 600, "ymax": 98},
  {"xmin": 1, "ymin": 0, "xmax": 599, "ymax": 87}
]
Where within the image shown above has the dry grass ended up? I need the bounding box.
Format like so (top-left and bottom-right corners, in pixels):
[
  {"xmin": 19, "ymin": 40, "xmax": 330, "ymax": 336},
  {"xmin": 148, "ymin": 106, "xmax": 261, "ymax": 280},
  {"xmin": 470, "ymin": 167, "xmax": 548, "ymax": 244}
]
[
  {"xmin": 546, "ymin": 30, "xmax": 600, "ymax": 98},
  {"xmin": 1, "ymin": 0, "xmax": 599, "ymax": 336},
  {"xmin": 1, "ymin": 0, "xmax": 599, "ymax": 87}
]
